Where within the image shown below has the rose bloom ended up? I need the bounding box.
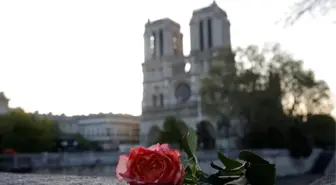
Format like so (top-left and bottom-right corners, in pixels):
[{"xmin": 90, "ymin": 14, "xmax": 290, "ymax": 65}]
[{"xmin": 116, "ymin": 143, "xmax": 185, "ymax": 185}]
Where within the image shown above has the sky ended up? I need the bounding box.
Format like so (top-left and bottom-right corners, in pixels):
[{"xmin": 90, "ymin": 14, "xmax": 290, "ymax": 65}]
[{"xmin": 0, "ymin": 0, "xmax": 335, "ymax": 116}]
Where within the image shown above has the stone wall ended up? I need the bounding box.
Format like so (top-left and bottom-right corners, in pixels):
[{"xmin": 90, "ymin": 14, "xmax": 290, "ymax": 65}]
[{"xmin": 16, "ymin": 149, "xmax": 325, "ymax": 177}]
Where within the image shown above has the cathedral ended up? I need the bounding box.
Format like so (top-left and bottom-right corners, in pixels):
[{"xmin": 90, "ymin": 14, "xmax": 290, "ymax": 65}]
[{"xmin": 140, "ymin": 2, "xmax": 232, "ymax": 145}]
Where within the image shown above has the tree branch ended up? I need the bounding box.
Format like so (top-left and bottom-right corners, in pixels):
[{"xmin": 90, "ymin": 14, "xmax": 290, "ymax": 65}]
[{"xmin": 283, "ymin": 0, "xmax": 336, "ymax": 26}]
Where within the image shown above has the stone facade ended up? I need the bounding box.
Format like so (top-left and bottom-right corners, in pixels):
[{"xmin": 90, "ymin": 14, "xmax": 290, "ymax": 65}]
[
  {"xmin": 141, "ymin": 2, "xmax": 231, "ymax": 145},
  {"xmin": 77, "ymin": 114, "xmax": 140, "ymax": 149},
  {"xmin": 0, "ymin": 92, "xmax": 9, "ymax": 115}
]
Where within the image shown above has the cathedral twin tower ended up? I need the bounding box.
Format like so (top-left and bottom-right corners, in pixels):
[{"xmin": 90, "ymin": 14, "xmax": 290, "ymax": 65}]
[{"xmin": 141, "ymin": 2, "xmax": 231, "ymax": 145}]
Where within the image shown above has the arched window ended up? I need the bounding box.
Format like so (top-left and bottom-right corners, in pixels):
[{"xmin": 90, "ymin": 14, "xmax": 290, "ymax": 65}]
[
  {"xmin": 159, "ymin": 93, "xmax": 164, "ymax": 107},
  {"xmin": 150, "ymin": 32, "xmax": 156, "ymax": 59},
  {"xmin": 207, "ymin": 18, "xmax": 213, "ymax": 48},
  {"xmin": 159, "ymin": 29, "xmax": 164, "ymax": 56},
  {"xmin": 199, "ymin": 20, "xmax": 204, "ymax": 51},
  {"xmin": 152, "ymin": 95, "xmax": 157, "ymax": 107}
]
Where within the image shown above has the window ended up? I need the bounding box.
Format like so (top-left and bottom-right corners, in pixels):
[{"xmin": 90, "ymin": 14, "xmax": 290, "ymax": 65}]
[
  {"xmin": 159, "ymin": 93, "xmax": 164, "ymax": 107},
  {"xmin": 159, "ymin": 29, "xmax": 164, "ymax": 56},
  {"xmin": 199, "ymin": 20, "xmax": 204, "ymax": 51},
  {"xmin": 106, "ymin": 128, "xmax": 111, "ymax": 136},
  {"xmin": 173, "ymin": 33, "xmax": 178, "ymax": 56},
  {"xmin": 152, "ymin": 95, "xmax": 157, "ymax": 107},
  {"xmin": 150, "ymin": 32, "xmax": 156, "ymax": 59},
  {"xmin": 207, "ymin": 18, "xmax": 213, "ymax": 48}
]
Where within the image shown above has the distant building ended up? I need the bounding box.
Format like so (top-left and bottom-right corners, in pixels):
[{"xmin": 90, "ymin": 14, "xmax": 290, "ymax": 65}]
[
  {"xmin": 78, "ymin": 114, "xmax": 140, "ymax": 150},
  {"xmin": 0, "ymin": 92, "xmax": 9, "ymax": 115},
  {"xmin": 35, "ymin": 113, "xmax": 81, "ymax": 134},
  {"xmin": 36, "ymin": 112, "xmax": 141, "ymax": 150},
  {"xmin": 0, "ymin": 93, "xmax": 141, "ymax": 150}
]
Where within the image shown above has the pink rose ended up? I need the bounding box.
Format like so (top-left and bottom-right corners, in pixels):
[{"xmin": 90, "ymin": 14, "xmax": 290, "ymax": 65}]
[{"xmin": 116, "ymin": 144, "xmax": 185, "ymax": 185}]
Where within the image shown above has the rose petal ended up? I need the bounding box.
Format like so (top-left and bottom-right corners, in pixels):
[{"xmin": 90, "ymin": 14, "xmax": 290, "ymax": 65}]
[
  {"xmin": 116, "ymin": 154, "xmax": 129, "ymax": 180},
  {"xmin": 148, "ymin": 143, "xmax": 160, "ymax": 151},
  {"xmin": 160, "ymin": 144, "xmax": 170, "ymax": 152},
  {"xmin": 170, "ymin": 149, "xmax": 181, "ymax": 159},
  {"xmin": 174, "ymin": 164, "xmax": 185, "ymax": 185},
  {"xmin": 149, "ymin": 143, "xmax": 170, "ymax": 152},
  {"xmin": 119, "ymin": 144, "xmax": 184, "ymax": 185},
  {"xmin": 120, "ymin": 174, "xmax": 146, "ymax": 184}
]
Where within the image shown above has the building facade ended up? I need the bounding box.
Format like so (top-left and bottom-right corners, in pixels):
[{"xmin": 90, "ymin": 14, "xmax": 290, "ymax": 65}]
[
  {"xmin": 141, "ymin": 2, "xmax": 232, "ymax": 145},
  {"xmin": 37, "ymin": 113, "xmax": 140, "ymax": 150},
  {"xmin": 78, "ymin": 114, "xmax": 140, "ymax": 150}
]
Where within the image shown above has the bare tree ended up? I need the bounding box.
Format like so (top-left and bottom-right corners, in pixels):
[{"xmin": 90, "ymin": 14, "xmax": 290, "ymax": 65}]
[{"xmin": 284, "ymin": 0, "xmax": 336, "ymax": 25}]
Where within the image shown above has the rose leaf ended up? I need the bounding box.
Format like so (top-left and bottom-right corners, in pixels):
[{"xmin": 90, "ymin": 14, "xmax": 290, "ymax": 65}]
[
  {"xmin": 180, "ymin": 128, "xmax": 197, "ymax": 161},
  {"xmin": 245, "ymin": 163, "xmax": 276, "ymax": 185},
  {"xmin": 217, "ymin": 151, "xmax": 244, "ymax": 169},
  {"xmin": 203, "ymin": 172, "xmax": 241, "ymax": 185},
  {"xmin": 238, "ymin": 150, "xmax": 270, "ymax": 164},
  {"xmin": 210, "ymin": 161, "xmax": 225, "ymax": 171}
]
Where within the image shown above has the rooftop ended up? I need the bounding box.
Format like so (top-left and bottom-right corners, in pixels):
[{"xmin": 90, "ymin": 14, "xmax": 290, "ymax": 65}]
[
  {"xmin": 192, "ymin": 1, "xmax": 227, "ymax": 18},
  {"xmin": 145, "ymin": 17, "xmax": 180, "ymax": 28}
]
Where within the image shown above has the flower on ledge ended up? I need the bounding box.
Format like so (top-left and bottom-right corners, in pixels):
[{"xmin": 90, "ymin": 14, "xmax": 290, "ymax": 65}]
[
  {"xmin": 116, "ymin": 120, "xmax": 276, "ymax": 185},
  {"xmin": 116, "ymin": 143, "xmax": 185, "ymax": 185}
]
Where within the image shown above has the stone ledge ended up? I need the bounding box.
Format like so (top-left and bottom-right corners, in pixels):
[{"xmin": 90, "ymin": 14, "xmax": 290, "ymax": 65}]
[
  {"xmin": 309, "ymin": 175, "xmax": 335, "ymax": 185},
  {"xmin": 0, "ymin": 173, "xmax": 115, "ymax": 185},
  {"xmin": 0, "ymin": 173, "xmax": 328, "ymax": 185}
]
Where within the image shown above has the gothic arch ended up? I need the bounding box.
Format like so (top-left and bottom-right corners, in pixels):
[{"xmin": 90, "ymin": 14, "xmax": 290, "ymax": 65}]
[
  {"xmin": 197, "ymin": 120, "xmax": 216, "ymax": 150},
  {"xmin": 173, "ymin": 80, "xmax": 189, "ymax": 88},
  {"xmin": 146, "ymin": 125, "xmax": 161, "ymax": 146}
]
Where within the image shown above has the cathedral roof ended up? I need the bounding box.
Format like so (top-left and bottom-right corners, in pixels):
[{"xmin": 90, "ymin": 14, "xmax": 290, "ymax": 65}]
[
  {"xmin": 192, "ymin": 1, "xmax": 227, "ymax": 17},
  {"xmin": 145, "ymin": 18, "xmax": 180, "ymax": 28}
]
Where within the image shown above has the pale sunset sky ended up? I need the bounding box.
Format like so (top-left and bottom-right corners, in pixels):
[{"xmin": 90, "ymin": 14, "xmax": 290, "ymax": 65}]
[{"xmin": 0, "ymin": 0, "xmax": 335, "ymax": 116}]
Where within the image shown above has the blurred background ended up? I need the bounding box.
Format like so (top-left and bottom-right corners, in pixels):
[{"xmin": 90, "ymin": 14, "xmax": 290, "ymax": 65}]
[{"xmin": 0, "ymin": 0, "xmax": 335, "ymax": 184}]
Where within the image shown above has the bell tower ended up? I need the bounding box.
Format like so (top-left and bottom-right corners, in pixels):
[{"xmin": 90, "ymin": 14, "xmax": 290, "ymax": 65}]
[
  {"xmin": 141, "ymin": 18, "xmax": 185, "ymax": 145},
  {"xmin": 144, "ymin": 18, "xmax": 184, "ymax": 61},
  {"xmin": 189, "ymin": 1, "xmax": 231, "ymax": 54}
]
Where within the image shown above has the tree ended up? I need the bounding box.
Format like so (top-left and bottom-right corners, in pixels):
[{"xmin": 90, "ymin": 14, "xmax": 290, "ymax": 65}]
[
  {"xmin": 196, "ymin": 120, "xmax": 216, "ymax": 150},
  {"xmin": 73, "ymin": 133, "xmax": 94, "ymax": 151},
  {"xmin": 287, "ymin": 125, "xmax": 312, "ymax": 158},
  {"xmin": 0, "ymin": 109, "xmax": 61, "ymax": 153},
  {"xmin": 201, "ymin": 44, "xmax": 332, "ymax": 120},
  {"xmin": 303, "ymin": 114, "xmax": 336, "ymax": 148},
  {"xmin": 284, "ymin": 0, "xmax": 336, "ymax": 25},
  {"xmin": 200, "ymin": 44, "xmax": 333, "ymax": 148},
  {"xmin": 266, "ymin": 126, "xmax": 286, "ymax": 149},
  {"xmin": 279, "ymin": 59, "xmax": 333, "ymax": 116},
  {"xmin": 156, "ymin": 116, "xmax": 189, "ymax": 149}
]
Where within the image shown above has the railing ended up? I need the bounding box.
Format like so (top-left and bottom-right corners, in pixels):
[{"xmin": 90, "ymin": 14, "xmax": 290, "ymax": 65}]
[{"xmin": 0, "ymin": 152, "xmax": 119, "ymax": 171}]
